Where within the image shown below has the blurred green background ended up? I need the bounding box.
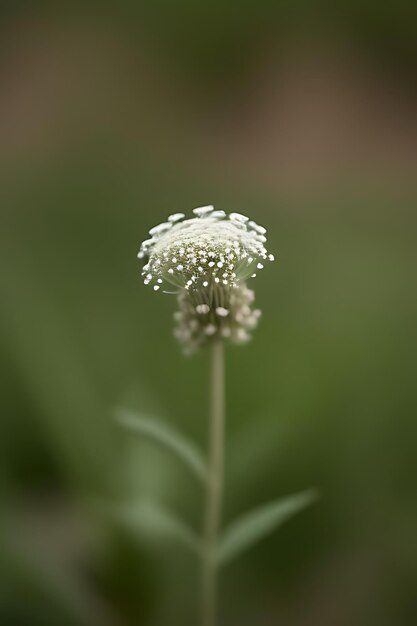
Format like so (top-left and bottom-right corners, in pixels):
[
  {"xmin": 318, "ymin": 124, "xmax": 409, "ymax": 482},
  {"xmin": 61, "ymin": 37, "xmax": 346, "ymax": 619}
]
[{"xmin": 0, "ymin": 3, "xmax": 416, "ymax": 625}]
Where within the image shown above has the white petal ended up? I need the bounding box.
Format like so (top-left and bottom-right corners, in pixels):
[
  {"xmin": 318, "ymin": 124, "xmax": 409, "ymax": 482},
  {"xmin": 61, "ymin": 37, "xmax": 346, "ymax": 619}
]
[
  {"xmin": 149, "ymin": 222, "xmax": 172, "ymax": 236},
  {"xmin": 248, "ymin": 220, "xmax": 267, "ymax": 235},
  {"xmin": 230, "ymin": 212, "xmax": 249, "ymax": 223},
  {"xmin": 167, "ymin": 213, "xmax": 185, "ymax": 222},
  {"xmin": 193, "ymin": 205, "xmax": 214, "ymax": 216},
  {"xmin": 210, "ymin": 210, "xmax": 226, "ymax": 219}
]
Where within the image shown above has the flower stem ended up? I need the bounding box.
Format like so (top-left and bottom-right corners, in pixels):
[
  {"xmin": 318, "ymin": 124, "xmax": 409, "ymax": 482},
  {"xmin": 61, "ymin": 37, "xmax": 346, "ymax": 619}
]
[{"xmin": 202, "ymin": 341, "xmax": 225, "ymax": 626}]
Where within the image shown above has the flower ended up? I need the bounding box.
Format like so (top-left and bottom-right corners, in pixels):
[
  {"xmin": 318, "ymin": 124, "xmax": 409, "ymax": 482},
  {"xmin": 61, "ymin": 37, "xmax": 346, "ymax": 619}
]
[{"xmin": 138, "ymin": 205, "xmax": 274, "ymax": 351}]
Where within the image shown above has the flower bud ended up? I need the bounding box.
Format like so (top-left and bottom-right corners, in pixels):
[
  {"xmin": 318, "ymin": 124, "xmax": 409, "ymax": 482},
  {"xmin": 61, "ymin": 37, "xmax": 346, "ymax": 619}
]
[{"xmin": 138, "ymin": 205, "xmax": 274, "ymax": 351}]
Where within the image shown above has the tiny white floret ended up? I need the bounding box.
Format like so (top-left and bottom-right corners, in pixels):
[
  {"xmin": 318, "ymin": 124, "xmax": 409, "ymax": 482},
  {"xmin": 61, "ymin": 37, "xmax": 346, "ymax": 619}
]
[{"xmin": 196, "ymin": 304, "xmax": 210, "ymax": 314}]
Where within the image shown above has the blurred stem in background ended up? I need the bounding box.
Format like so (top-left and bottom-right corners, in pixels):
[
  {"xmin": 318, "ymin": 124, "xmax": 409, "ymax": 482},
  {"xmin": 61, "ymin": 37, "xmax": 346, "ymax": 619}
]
[{"xmin": 202, "ymin": 342, "xmax": 225, "ymax": 626}]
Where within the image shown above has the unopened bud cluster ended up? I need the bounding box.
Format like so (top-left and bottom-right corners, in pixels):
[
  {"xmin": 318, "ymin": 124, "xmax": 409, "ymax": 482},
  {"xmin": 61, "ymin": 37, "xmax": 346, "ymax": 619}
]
[{"xmin": 138, "ymin": 206, "xmax": 274, "ymax": 351}]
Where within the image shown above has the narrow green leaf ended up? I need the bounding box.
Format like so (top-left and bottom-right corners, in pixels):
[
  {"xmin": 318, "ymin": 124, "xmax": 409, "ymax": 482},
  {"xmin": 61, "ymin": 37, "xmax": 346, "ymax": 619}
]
[
  {"xmin": 115, "ymin": 409, "xmax": 208, "ymax": 485},
  {"xmin": 118, "ymin": 501, "xmax": 201, "ymax": 556},
  {"xmin": 218, "ymin": 489, "xmax": 319, "ymax": 567}
]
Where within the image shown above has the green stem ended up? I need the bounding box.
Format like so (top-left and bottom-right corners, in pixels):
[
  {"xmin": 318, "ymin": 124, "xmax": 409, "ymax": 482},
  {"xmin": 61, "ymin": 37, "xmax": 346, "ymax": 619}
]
[{"xmin": 202, "ymin": 341, "xmax": 225, "ymax": 626}]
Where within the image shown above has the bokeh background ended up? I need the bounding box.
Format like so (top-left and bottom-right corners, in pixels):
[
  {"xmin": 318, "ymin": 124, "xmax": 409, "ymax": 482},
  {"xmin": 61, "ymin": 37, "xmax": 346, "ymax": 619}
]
[{"xmin": 1, "ymin": 3, "xmax": 416, "ymax": 625}]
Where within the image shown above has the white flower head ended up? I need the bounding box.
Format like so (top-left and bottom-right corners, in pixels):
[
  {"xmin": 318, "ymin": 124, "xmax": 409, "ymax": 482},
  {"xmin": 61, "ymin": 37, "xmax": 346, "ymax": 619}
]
[{"xmin": 138, "ymin": 205, "xmax": 274, "ymax": 351}]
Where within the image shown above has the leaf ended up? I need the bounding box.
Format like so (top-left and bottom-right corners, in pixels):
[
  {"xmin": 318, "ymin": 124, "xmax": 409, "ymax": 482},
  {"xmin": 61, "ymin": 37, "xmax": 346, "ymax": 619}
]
[
  {"xmin": 117, "ymin": 501, "xmax": 201, "ymax": 556},
  {"xmin": 115, "ymin": 409, "xmax": 208, "ymax": 485},
  {"xmin": 218, "ymin": 488, "xmax": 319, "ymax": 567}
]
